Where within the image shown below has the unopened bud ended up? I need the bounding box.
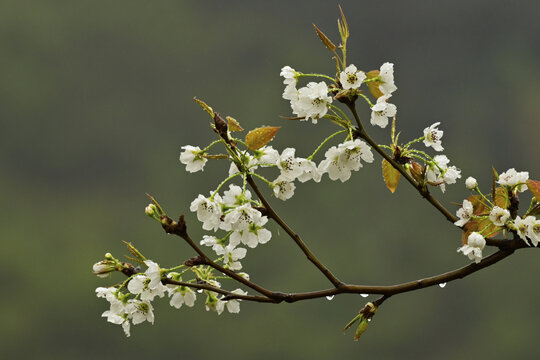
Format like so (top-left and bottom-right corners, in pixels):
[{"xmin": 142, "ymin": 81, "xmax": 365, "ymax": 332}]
[
  {"xmin": 145, "ymin": 204, "xmax": 157, "ymax": 216},
  {"xmin": 93, "ymin": 260, "xmax": 115, "ymax": 278},
  {"xmin": 353, "ymin": 319, "xmax": 369, "ymax": 341},
  {"xmin": 465, "ymin": 177, "xmax": 477, "ymax": 190}
]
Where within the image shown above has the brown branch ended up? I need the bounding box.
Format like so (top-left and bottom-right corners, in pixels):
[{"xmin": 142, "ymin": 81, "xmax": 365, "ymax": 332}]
[
  {"xmin": 246, "ymin": 175, "xmax": 344, "ymax": 288},
  {"xmin": 160, "ymin": 214, "xmax": 276, "ymax": 299},
  {"xmin": 346, "ymin": 103, "xmax": 458, "ymax": 224},
  {"xmin": 164, "ymin": 278, "xmax": 274, "ymax": 303}
]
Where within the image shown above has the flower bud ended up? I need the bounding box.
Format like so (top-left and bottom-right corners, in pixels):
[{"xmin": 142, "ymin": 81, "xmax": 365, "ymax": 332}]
[
  {"xmin": 145, "ymin": 204, "xmax": 157, "ymax": 217},
  {"xmin": 465, "ymin": 177, "xmax": 477, "ymax": 190},
  {"xmin": 93, "ymin": 260, "xmax": 116, "ymax": 278}
]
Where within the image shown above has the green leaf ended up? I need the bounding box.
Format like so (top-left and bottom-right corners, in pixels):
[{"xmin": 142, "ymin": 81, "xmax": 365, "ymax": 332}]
[
  {"xmin": 245, "ymin": 126, "xmax": 280, "ymax": 150},
  {"xmin": 527, "ymin": 179, "xmax": 540, "ymax": 202},
  {"xmin": 382, "ymin": 159, "xmax": 401, "ymax": 193}
]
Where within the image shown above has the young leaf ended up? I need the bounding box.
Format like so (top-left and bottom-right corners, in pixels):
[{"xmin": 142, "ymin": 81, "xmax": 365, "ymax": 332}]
[
  {"xmin": 226, "ymin": 116, "xmax": 244, "ymax": 132},
  {"xmin": 193, "ymin": 97, "xmax": 214, "ymax": 117},
  {"xmin": 313, "ymin": 24, "xmax": 337, "ymax": 52},
  {"xmin": 382, "ymin": 159, "xmax": 401, "ymax": 193},
  {"xmin": 526, "ymin": 179, "xmax": 540, "ymax": 202},
  {"xmin": 366, "ymin": 70, "xmax": 383, "ymax": 99},
  {"xmin": 245, "ymin": 126, "xmax": 280, "ymax": 150},
  {"xmin": 493, "ymin": 187, "xmax": 509, "ymax": 209}
]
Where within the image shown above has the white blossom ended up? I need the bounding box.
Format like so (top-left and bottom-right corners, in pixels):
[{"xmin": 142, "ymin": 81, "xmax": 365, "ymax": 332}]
[
  {"xmin": 224, "ymin": 289, "xmax": 248, "ymax": 314},
  {"xmin": 272, "ymin": 175, "xmax": 296, "ymax": 200},
  {"xmin": 379, "ymin": 62, "xmax": 397, "ymax": 95},
  {"xmin": 498, "ymin": 168, "xmax": 529, "ymax": 192},
  {"xmin": 253, "ymin": 146, "xmax": 280, "ymax": 167},
  {"xmin": 280, "ymin": 65, "xmax": 297, "ymax": 86},
  {"xmin": 513, "ymin": 216, "xmax": 538, "ymax": 246},
  {"xmin": 297, "ymin": 158, "xmax": 322, "ymax": 183},
  {"xmin": 457, "ymin": 232, "xmax": 485, "ymax": 263},
  {"xmin": 423, "ymin": 122, "xmax": 444, "ymax": 151},
  {"xmin": 179, "ymin": 145, "xmax": 207, "ymax": 173},
  {"xmin": 222, "ymin": 204, "xmax": 266, "ymax": 232},
  {"xmin": 291, "ymin": 81, "xmax": 332, "ymax": 123},
  {"xmin": 167, "ymin": 285, "xmax": 197, "ymax": 309},
  {"xmin": 339, "ymin": 64, "xmax": 366, "ymax": 90},
  {"xmin": 318, "ymin": 139, "xmax": 373, "ymax": 182},
  {"xmin": 282, "ymin": 83, "xmax": 298, "ymax": 101},
  {"xmin": 190, "ymin": 193, "xmax": 223, "ymax": 231},
  {"xmin": 126, "ymin": 299, "xmax": 155, "ymax": 325},
  {"xmin": 277, "ymin": 148, "xmax": 303, "ymax": 181},
  {"xmin": 454, "ymin": 199, "xmax": 474, "ymax": 227},
  {"xmin": 465, "ymin": 177, "xmax": 477, "ymax": 190},
  {"xmin": 230, "ymin": 223, "xmax": 272, "ymax": 249},
  {"xmin": 127, "ymin": 274, "xmax": 167, "ymax": 302},
  {"xmin": 425, "ymin": 155, "xmax": 461, "ymax": 192},
  {"xmin": 220, "ymin": 244, "xmax": 248, "ymax": 269},
  {"xmin": 370, "ymin": 94, "xmax": 397, "ymax": 128},
  {"xmin": 222, "ymin": 184, "xmax": 251, "ymax": 207},
  {"xmin": 488, "ymin": 206, "xmax": 510, "ymax": 227}
]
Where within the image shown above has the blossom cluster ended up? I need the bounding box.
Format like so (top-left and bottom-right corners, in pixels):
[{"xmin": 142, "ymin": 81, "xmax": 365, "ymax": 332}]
[
  {"xmin": 455, "ymin": 169, "xmax": 538, "ymax": 263},
  {"xmin": 95, "ymin": 259, "xmax": 246, "ymax": 337}
]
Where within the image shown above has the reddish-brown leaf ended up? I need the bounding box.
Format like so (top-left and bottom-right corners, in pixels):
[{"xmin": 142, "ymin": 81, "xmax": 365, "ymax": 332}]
[
  {"xmin": 313, "ymin": 24, "xmax": 336, "ymax": 52},
  {"xmin": 527, "ymin": 179, "xmax": 540, "ymax": 202},
  {"xmin": 382, "ymin": 159, "xmax": 400, "ymax": 193},
  {"xmin": 493, "ymin": 187, "xmax": 509, "ymax": 209},
  {"xmin": 366, "ymin": 70, "xmax": 383, "ymax": 99},
  {"xmin": 245, "ymin": 126, "xmax": 280, "ymax": 150}
]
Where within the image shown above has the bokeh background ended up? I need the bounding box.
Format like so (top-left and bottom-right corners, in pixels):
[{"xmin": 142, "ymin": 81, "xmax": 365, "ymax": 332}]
[{"xmin": 2, "ymin": 1, "xmax": 540, "ymax": 359}]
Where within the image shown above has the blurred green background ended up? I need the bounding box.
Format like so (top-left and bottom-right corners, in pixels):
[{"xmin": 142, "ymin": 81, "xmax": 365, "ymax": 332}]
[{"xmin": 2, "ymin": 1, "xmax": 540, "ymax": 359}]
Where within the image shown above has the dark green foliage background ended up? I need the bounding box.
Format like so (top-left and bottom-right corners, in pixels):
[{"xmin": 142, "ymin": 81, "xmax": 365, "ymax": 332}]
[{"xmin": 2, "ymin": 1, "xmax": 539, "ymax": 358}]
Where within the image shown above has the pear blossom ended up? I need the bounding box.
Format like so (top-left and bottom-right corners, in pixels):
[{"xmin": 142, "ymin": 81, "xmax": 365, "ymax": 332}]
[
  {"xmin": 220, "ymin": 244, "xmax": 248, "ymax": 270},
  {"xmin": 497, "ymin": 168, "xmax": 529, "ymax": 192},
  {"xmin": 513, "ymin": 216, "xmax": 538, "ymax": 246},
  {"xmin": 423, "ymin": 122, "xmax": 444, "ymax": 151},
  {"xmin": 93, "ymin": 260, "xmax": 115, "ymax": 278},
  {"xmin": 127, "ymin": 274, "xmax": 167, "ymax": 302},
  {"xmin": 318, "ymin": 139, "xmax": 373, "ymax": 182},
  {"xmin": 180, "ymin": 145, "xmax": 207, "ymax": 173},
  {"xmin": 465, "ymin": 177, "xmax": 477, "ymax": 190},
  {"xmin": 222, "ymin": 204, "xmax": 266, "ymax": 232},
  {"xmin": 222, "ymin": 184, "xmax": 251, "ymax": 207},
  {"xmin": 167, "ymin": 285, "xmax": 197, "ymax": 309},
  {"xmin": 280, "ymin": 65, "xmax": 297, "ymax": 86},
  {"xmin": 272, "ymin": 175, "xmax": 296, "ymax": 200},
  {"xmin": 454, "ymin": 200, "xmax": 474, "ymax": 227},
  {"xmin": 224, "ymin": 289, "xmax": 248, "ymax": 314},
  {"xmin": 291, "ymin": 81, "xmax": 332, "ymax": 123},
  {"xmin": 230, "ymin": 222, "xmax": 272, "ymax": 249},
  {"xmin": 190, "ymin": 193, "xmax": 223, "ymax": 231},
  {"xmin": 370, "ymin": 94, "xmax": 397, "ymax": 128},
  {"xmin": 297, "ymin": 158, "xmax": 322, "ymax": 183},
  {"xmin": 282, "ymin": 83, "xmax": 298, "ymax": 101},
  {"xmin": 253, "ymin": 146, "xmax": 280, "ymax": 167},
  {"xmin": 457, "ymin": 232, "xmax": 486, "ymax": 263},
  {"xmin": 425, "ymin": 155, "xmax": 461, "ymax": 192},
  {"xmin": 339, "ymin": 64, "xmax": 366, "ymax": 90},
  {"xmin": 379, "ymin": 62, "xmax": 397, "ymax": 95},
  {"xmin": 126, "ymin": 299, "xmax": 155, "ymax": 325},
  {"xmin": 277, "ymin": 148, "xmax": 303, "ymax": 180},
  {"xmin": 488, "ymin": 206, "xmax": 510, "ymax": 227}
]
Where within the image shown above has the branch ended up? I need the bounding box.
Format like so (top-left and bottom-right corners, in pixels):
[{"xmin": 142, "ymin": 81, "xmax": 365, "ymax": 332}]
[
  {"xmin": 346, "ymin": 103, "xmax": 458, "ymax": 224},
  {"xmin": 246, "ymin": 175, "xmax": 344, "ymax": 288},
  {"xmin": 160, "ymin": 214, "xmax": 276, "ymax": 299}
]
